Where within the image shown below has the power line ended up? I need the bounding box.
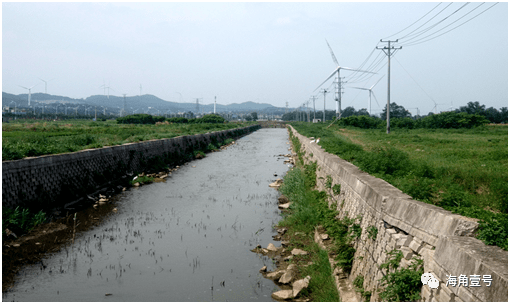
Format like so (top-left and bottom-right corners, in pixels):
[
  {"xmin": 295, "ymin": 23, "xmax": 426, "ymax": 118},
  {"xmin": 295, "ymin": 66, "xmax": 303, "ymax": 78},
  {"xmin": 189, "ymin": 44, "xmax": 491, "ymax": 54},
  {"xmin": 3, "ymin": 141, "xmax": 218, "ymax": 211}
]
[
  {"xmin": 401, "ymin": 2, "xmax": 499, "ymax": 47},
  {"xmin": 382, "ymin": 2, "xmax": 444, "ymax": 39},
  {"xmin": 398, "ymin": 2, "xmax": 464, "ymax": 41}
]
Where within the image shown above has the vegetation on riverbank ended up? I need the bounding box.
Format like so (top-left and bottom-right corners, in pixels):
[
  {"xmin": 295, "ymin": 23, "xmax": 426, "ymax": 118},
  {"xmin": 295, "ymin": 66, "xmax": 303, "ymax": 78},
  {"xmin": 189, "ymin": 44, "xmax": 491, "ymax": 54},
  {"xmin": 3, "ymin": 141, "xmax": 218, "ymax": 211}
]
[
  {"xmin": 289, "ymin": 122, "xmax": 508, "ymax": 250},
  {"xmin": 2, "ymin": 117, "xmax": 256, "ymax": 160},
  {"xmin": 283, "ymin": 129, "xmax": 426, "ymax": 301},
  {"xmin": 2, "ymin": 207, "xmax": 47, "ymax": 238}
]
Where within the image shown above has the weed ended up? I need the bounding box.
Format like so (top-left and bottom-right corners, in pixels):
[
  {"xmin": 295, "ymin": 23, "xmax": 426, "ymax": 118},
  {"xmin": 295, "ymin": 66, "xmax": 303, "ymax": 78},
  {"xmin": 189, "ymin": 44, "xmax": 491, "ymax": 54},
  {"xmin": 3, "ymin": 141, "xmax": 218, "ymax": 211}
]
[
  {"xmin": 130, "ymin": 175, "xmax": 155, "ymax": 185},
  {"xmin": 353, "ymin": 275, "xmax": 372, "ymax": 301},
  {"xmin": 332, "ymin": 184, "xmax": 342, "ymax": 196},
  {"xmin": 378, "ymin": 250, "xmax": 424, "ymax": 302},
  {"xmin": 325, "ymin": 175, "xmax": 333, "ymax": 189},
  {"xmin": 2, "ymin": 206, "xmax": 47, "ymax": 237},
  {"xmin": 367, "ymin": 225, "xmax": 378, "ymax": 240}
]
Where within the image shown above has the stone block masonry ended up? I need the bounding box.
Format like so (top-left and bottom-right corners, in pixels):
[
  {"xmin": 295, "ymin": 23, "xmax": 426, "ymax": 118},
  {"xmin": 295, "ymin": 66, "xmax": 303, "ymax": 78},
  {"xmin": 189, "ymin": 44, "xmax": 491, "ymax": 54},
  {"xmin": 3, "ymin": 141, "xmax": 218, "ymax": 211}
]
[
  {"xmin": 289, "ymin": 126, "xmax": 507, "ymax": 302},
  {"xmin": 3, "ymin": 125, "xmax": 260, "ymax": 210}
]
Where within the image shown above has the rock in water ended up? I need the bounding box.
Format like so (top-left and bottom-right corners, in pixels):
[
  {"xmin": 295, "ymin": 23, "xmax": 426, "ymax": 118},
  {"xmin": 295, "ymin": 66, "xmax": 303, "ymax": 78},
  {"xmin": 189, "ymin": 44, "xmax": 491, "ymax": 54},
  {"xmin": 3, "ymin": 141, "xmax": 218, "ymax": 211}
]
[
  {"xmin": 267, "ymin": 243, "xmax": 278, "ymax": 251},
  {"xmin": 272, "ymin": 290, "xmax": 294, "ymax": 301},
  {"xmin": 279, "ymin": 270, "xmax": 294, "ymax": 284}
]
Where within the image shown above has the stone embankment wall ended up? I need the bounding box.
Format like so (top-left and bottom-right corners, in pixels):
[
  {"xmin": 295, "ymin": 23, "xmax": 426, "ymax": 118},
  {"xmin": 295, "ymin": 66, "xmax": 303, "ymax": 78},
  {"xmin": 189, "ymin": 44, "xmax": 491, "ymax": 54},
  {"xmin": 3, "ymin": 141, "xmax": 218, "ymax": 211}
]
[
  {"xmin": 3, "ymin": 125, "xmax": 260, "ymax": 210},
  {"xmin": 289, "ymin": 126, "xmax": 507, "ymax": 302}
]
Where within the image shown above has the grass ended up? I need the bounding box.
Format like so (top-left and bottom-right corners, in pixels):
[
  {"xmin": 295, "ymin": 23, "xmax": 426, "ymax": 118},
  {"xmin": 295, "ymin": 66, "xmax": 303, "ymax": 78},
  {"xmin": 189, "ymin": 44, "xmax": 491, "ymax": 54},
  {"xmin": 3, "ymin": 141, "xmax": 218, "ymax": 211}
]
[
  {"xmin": 2, "ymin": 119, "xmax": 255, "ymax": 160},
  {"xmin": 275, "ymin": 131, "xmax": 378, "ymax": 301},
  {"xmin": 290, "ymin": 122, "xmax": 508, "ymax": 250},
  {"xmin": 3, "ymin": 206, "xmax": 47, "ymax": 238}
]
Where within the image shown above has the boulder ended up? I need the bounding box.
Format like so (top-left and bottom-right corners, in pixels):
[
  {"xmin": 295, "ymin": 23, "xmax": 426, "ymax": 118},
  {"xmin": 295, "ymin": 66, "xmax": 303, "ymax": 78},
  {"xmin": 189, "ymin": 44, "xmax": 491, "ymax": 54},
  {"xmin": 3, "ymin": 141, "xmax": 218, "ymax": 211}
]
[
  {"xmin": 278, "ymin": 203, "xmax": 291, "ymax": 209},
  {"xmin": 278, "ymin": 195, "xmax": 289, "ymax": 205},
  {"xmin": 259, "ymin": 266, "xmax": 267, "ymax": 273},
  {"xmin": 272, "ymin": 289, "xmax": 294, "ymax": 301},
  {"xmin": 291, "ymin": 248, "xmax": 308, "ymax": 256},
  {"xmin": 269, "ymin": 179, "xmax": 283, "ymax": 188},
  {"xmin": 267, "ymin": 243, "xmax": 278, "ymax": 251},
  {"xmin": 279, "ymin": 270, "xmax": 294, "ymax": 284},
  {"xmin": 292, "ymin": 276, "xmax": 311, "ymax": 297},
  {"xmin": 266, "ymin": 270, "xmax": 285, "ymax": 280}
]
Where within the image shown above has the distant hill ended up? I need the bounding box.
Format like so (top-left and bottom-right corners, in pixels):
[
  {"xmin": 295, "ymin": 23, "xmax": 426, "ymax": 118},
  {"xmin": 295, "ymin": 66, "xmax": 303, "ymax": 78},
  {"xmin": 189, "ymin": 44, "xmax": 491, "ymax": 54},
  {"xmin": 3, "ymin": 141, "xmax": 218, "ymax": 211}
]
[{"xmin": 2, "ymin": 92, "xmax": 291, "ymax": 114}]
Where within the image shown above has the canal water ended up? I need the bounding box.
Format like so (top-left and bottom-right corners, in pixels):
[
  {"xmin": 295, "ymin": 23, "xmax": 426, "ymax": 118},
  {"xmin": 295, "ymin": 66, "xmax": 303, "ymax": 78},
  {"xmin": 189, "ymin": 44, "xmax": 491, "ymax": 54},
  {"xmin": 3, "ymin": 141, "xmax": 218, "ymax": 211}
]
[{"xmin": 3, "ymin": 128, "xmax": 291, "ymax": 302}]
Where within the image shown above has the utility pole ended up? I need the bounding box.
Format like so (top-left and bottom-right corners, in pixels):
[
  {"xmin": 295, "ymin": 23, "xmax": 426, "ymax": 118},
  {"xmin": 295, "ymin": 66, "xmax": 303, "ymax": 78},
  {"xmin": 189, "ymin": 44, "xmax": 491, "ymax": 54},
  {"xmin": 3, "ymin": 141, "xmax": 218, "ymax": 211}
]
[
  {"xmin": 123, "ymin": 94, "xmax": 127, "ymax": 117},
  {"xmin": 311, "ymin": 95, "xmax": 317, "ymax": 121},
  {"xmin": 376, "ymin": 39, "xmax": 401, "ymax": 134},
  {"xmin": 320, "ymin": 89, "xmax": 328, "ymax": 123},
  {"xmin": 306, "ymin": 99, "xmax": 310, "ymax": 122}
]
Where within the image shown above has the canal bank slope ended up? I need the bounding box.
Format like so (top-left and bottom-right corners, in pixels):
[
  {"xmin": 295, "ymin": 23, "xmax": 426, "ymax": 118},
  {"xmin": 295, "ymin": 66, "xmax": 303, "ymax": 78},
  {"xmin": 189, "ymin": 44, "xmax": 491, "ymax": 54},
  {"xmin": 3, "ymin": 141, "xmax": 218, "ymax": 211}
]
[
  {"xmin": 3, "ymin": 125, "xmax": 260, "ymax": 211},
  {"xmin": 288, "ymin": 125, "xmax": 507, "ymax": 302}
]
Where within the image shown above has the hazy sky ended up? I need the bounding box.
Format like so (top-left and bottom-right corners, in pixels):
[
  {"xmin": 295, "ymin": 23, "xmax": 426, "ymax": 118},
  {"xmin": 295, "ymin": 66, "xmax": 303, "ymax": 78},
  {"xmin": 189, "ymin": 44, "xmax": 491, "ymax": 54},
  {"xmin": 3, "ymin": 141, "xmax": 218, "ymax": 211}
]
[{"xmin": 2, "ymin": 2, "xmax": 508, "ymax": 115}]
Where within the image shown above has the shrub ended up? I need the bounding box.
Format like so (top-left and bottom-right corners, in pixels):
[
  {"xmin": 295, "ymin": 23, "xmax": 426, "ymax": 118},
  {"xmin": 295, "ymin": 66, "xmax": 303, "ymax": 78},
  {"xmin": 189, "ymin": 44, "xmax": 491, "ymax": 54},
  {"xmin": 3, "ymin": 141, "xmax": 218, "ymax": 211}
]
[
  {"xmin": 379, "ymin": 251, "xmax": 424, "ymax": 302},
  {"xmin": 337, "ymin": 115, "xmax": 383, "ymax": 129},
  {"xmin": 116, "ymin": 114, "xmax": 165, "ymax": 125},
  {"xmin": 195, "ymin": 114, "xmax": 225, "ymax": 124},
  {"xmin": 418, "ymin": 112, "xmax": 489, "ymax": 129},
  {"xmin": 167, "ymin": 117, "xmax": 188, "ymax": 123}
]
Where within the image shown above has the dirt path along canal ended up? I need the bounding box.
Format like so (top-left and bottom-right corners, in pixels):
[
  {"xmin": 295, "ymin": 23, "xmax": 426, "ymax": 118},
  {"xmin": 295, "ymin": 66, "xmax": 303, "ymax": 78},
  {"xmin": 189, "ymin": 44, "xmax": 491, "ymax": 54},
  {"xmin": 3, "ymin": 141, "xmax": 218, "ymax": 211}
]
[{"xmin": 2, "ymin": 128, "xmax": 291, "ymax": 302}]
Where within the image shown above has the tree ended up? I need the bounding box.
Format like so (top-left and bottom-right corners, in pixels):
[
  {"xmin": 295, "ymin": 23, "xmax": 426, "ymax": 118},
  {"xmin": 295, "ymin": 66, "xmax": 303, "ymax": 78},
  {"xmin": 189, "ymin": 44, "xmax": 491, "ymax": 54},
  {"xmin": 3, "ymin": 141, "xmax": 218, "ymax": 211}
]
[
  {"xmin": 250, "ymin": 112, "xmax": 258, "ymax": 121},
  {"xmin": 341, "ymin": 106, "xmax": 356, "ymax": 118},
  {"xmin": 355, "ymin": 108, "xmax": 370, "ymax": 116},
  {"xmin": 380, "ymin": 102, "xmax": 411, "ymax": 119},
  {"xmin": 459, "ymin": 101, "xmax": 485, "ymax": 115}
]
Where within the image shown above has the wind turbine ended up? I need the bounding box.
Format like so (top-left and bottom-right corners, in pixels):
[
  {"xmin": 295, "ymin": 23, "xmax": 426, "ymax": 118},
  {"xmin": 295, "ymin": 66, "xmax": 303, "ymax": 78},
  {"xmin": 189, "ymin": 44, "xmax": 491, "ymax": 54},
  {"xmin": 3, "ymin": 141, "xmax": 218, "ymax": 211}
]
[
  {"xmin": 38, "ymin": 78, "xmax": 54, "ymax": 94},
  {"xmin": 431, "ymin": 101, "xmax": 446, "ymax": 114},
  {"xmin": 350, "ymin": 75, "xmax": 385, "ymax": 115},
  {"xmin": 18, "ymin": 84, "xmax": 38, "ymax": 106},
  {"xmin": 318, "ymin": 39, "xmax": 376, "ymax": 118},
  {"xmin": 99, "ymin": 81, "xmax": 114, "ymax": 99}
]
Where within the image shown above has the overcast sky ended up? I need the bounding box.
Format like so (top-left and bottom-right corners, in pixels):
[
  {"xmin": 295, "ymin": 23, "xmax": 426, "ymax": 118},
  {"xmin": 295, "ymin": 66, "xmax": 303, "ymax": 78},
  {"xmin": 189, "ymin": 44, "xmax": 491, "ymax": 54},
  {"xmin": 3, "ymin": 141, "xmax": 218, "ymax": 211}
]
[{"xmin": 2, "ymin": 2, "xmax": 508, "ymax": 115}]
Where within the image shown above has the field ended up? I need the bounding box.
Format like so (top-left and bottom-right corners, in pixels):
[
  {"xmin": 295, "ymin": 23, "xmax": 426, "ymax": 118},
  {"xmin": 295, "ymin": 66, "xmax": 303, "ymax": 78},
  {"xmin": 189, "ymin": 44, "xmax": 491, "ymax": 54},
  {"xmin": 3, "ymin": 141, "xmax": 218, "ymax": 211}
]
[
  {"xmin": 2, "ymin": 119, "xmax": 256, "ymax": 161},
  {"xmin": 290, "ymin": 122, "xmax": 508, "ymax": 250}
]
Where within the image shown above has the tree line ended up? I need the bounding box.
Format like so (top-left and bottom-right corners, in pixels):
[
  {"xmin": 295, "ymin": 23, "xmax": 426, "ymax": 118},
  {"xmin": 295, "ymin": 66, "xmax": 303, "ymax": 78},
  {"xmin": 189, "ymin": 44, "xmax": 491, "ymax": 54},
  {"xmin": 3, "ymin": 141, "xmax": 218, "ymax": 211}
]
[{"xmin": 282, "ymin": 101, "xmax": 507, "ymax": 128}]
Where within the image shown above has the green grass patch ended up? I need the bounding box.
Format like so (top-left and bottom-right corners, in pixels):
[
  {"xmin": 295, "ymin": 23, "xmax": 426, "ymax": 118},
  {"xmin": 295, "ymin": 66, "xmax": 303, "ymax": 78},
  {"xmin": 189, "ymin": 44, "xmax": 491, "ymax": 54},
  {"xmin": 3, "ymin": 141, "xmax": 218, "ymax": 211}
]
[
  {"xmin": 130, "ymin": 175, "xmax": 155, "ymax": 185},
  {"xmin": 2, "ymin": 119, "xmax": 254, "ymax": 160},
  {"xmin": 3, "ymin": 206, "xmax": 47, "ymax": 238}
]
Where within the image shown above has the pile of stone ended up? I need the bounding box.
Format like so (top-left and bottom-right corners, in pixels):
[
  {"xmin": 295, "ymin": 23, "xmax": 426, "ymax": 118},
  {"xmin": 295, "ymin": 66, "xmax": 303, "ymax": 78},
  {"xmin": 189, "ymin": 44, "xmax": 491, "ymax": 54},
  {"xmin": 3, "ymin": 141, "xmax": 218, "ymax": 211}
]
[{"xmin": 252, "ymin": 227, "xmax": 312, "ymax": 301}]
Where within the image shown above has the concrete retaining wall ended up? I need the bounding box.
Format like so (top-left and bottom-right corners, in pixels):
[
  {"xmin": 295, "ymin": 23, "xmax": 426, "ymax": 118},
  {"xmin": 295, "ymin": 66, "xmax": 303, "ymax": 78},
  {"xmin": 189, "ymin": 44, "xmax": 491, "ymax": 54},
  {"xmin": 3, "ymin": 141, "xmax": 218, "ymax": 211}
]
[
  {"xmin": 3, "ymin": 125, "xmax": 260, "ymax": 210},
  {"xmin": 289, "ymin": 126, "xmax": 507, "ymax": 302}
]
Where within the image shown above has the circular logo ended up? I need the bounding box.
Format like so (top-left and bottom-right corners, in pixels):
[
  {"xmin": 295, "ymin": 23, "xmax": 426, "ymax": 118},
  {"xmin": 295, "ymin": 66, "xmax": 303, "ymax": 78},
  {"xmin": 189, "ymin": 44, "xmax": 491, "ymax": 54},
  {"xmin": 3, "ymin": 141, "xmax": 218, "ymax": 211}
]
[
  {"xmin": 421, "ymin": 273, "xmax": 434, "ymax": 285},
  {"xmin": 428, "ymin": 277, "xmax": 439, "ymax": 289}
]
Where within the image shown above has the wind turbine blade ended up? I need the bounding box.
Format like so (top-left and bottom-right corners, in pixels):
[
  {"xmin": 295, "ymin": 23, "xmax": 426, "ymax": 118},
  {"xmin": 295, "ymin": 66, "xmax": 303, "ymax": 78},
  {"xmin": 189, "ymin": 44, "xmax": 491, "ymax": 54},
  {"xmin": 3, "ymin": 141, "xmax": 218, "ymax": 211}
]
[
  {"xmin": 350, "ymin": 86, "xmax": 369, "ymax": 91},
  {"xmin": 314, "ymin": 67, "xmax": 340, "ymax": 91},
  {"xmin": 325, "ymin": 39, "xmax": 339, "ymax": 66},
  {"xmin": 18, "ymin": 85, "xmax": 29, "ymax": 90},
  {"xmin": 370, "ymin": 75, "xmax": 385, "ymax": 90},
  {"xmin": 372, "ymin": 92, "xmax": 381, "ymax": 107}
]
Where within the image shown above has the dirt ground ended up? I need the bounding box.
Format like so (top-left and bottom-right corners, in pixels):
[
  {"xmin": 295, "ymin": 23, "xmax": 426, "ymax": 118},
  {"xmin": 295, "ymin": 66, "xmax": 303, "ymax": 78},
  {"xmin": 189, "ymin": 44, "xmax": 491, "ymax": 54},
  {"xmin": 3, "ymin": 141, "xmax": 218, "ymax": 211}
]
[{"xmin": 2, "ymin": 201, "xmax": 118, "ymax": 292}]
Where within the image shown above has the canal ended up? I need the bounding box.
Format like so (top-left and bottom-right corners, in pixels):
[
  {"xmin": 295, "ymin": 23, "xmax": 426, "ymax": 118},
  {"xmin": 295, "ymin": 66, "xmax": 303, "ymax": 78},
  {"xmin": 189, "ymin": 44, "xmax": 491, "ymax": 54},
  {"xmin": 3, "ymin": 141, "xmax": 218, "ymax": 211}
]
[{"xmin": 3, "ymin": 128, "xmax": 290, "ymax": 301}]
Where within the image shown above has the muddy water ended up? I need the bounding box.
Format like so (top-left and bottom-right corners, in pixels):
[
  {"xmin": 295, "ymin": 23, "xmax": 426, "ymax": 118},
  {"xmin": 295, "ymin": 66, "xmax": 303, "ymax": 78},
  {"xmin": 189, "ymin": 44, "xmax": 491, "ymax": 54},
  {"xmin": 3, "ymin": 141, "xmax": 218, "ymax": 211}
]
[{"xmin": 3, "ymin": 128, "xmax": 291, "ymax": 302}]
